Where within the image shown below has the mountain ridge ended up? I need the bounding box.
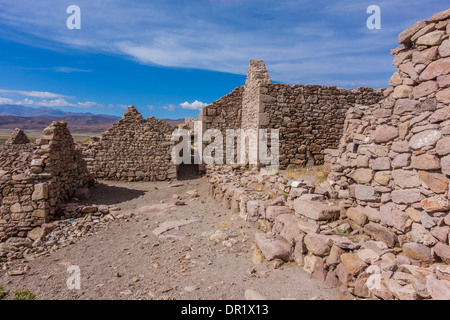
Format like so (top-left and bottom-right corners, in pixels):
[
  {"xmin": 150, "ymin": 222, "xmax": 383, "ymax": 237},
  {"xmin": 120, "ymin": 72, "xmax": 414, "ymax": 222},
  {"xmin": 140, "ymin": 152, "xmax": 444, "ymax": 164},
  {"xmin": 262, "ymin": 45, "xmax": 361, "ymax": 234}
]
[{"xmin": 0, "ymin": 105, "xmax": 185, "ymax": 133}]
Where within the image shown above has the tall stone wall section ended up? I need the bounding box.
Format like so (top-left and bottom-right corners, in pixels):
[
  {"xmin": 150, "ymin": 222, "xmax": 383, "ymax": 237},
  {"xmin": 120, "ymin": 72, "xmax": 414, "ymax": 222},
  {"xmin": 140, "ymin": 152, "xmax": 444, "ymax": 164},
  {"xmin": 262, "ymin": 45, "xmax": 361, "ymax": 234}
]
[
  {"xmin": 241, "ymin": 60, "xmax": 272, "ymax": 131},
  {"xmin": 0, "ymin": 123, "xmax": 93, "ymax": 241},
  {"xmin": 326, "ymin": 10, "xmax": 450, "ymax": 260},
  {"xmin": 83, "ymin": 106, "xmax": 176, "ymax": 182}
]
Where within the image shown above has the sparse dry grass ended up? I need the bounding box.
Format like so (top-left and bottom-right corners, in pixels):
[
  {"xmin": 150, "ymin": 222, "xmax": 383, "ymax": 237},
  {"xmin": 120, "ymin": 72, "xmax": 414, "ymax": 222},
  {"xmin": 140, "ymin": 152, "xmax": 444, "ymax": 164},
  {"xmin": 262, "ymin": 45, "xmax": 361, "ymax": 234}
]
[{"xmin": 282, "ymin": 165, "xmax": 328, "ymax": 184}]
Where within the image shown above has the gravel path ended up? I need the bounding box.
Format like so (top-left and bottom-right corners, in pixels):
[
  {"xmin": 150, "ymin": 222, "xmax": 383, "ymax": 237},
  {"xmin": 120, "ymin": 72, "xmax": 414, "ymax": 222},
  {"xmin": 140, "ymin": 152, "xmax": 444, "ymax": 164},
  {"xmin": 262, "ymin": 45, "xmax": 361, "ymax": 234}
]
[{"xmin": 0, "ymin": 177, "xmax": 338, "ymax": 300}]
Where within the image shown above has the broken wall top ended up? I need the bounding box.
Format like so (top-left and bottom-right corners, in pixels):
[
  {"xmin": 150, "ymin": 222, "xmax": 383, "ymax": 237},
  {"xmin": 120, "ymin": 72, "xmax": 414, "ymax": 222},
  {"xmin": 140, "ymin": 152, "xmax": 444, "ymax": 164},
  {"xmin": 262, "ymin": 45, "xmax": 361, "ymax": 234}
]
[
  {"xmin": 5, "ymin": 128, "xmax": 30, "ymax": 145},
  {"xmin": 245, "ymin": 60, "xmax": 272, "ymax": 86}
]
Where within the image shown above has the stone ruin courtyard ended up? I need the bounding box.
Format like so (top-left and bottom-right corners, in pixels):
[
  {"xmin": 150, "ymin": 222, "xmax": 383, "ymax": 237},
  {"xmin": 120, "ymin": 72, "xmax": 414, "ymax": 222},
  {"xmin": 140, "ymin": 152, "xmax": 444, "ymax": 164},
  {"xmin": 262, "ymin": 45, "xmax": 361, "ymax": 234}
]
[{"xmin": 1, "ymin": 8, "xmax": 450, "ymax": 300}]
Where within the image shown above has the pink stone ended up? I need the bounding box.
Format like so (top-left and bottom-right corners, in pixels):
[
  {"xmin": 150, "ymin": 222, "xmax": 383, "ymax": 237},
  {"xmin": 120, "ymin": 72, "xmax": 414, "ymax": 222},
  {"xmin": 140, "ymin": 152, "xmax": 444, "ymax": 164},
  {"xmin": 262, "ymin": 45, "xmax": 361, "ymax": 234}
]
[
  {"xmin": 413, "ymin": 80, "xmax": 438, "ymax": 99},
  {"xmin": 411, "ymin": 154, "xmax": 441, "ymax": 170},
  {"xmin": 434, "ymin": 242, "xmax": 450, "ymax": 264},
  {"xmin": 402, "ymin": 243, "xmax": 434, "ymax": 263},
  {"xmin": 436, "ymin": 88, "xmax": 450, "ymax": 105},
  {"xmin": 429, "ymin": 8, "xmax": 450, "ymax": 22},
  {"xmin": 409, "ymin": 130, "xmax": 442, "ymax": 149},
  {"xmin": 412, "ymin": 46, "xmax": 438, "ymax": 65},
  {"xmin": 273, "ymin": 214, "xmax": 303, "ymax": 244},
  {"xmin": 304, "ymin": 233, "xmax": 331, "ymax": 257},
  {"xmin": 398, "ymin": 20, "xmax": 426, "ymax": 44},
  {"xmin": 255, "ymin": 232, "xmax": 291, "ymax": 262},
  {"xmin": 380, "ymin": 203, "xmax": 408, "ymax": 232},
  {"xmin": 420, "ymin": 57, "xmax": 450, "ymax": 81},
  {"xmin": 441, "ymin": 155, "xmax": 450, "ymax": 175},
  {"xmin": 426, "ymin": 276, "xmax": 450, "ymax": 300},
  {"xmin": 393, "ymin": 99, "xmax": 420, "ymax": 115},
  {"xmin": 265, "ymin": 206, "xmax": 292, "ymax": 222},
  {"xmin": 372, "ymin": 125, "xmax": 399, "ymax": 143},
  {"xmin": 391, "ymin": 189, "xmax": 421, "ymax": 205},
  {"xmin": 439, "ymin": 39, "xmax": 450, "ymax": 58}
]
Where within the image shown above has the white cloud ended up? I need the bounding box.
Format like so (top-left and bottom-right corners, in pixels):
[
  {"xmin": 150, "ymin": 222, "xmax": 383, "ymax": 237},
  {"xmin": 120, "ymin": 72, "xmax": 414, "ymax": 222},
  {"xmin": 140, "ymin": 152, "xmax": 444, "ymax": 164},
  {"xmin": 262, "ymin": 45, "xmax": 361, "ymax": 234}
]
[
  {"xmin": 36, "ymin": 98, "xmax": 75, "ymax": 107},
  {"xmin": 76, "ymin": 101, "xmax": 104, "ymax": 108},
  {"xmin": 19, "ymin": 66, "xmax": 91, "ymax": 73},
  {"xmin": 0, "ymin": 89, "xmax": 67, "ymax": 99},
  {"xmin": 0, "ymin": 91, "xmax": 126, "ymax": 110},
  {"xmin": 179, "ymin": 100, "xmax": 208, "ymax": 110},
  {"xmin": 0, "ymin": 97, "xmax": 22, "ymax": 105}
]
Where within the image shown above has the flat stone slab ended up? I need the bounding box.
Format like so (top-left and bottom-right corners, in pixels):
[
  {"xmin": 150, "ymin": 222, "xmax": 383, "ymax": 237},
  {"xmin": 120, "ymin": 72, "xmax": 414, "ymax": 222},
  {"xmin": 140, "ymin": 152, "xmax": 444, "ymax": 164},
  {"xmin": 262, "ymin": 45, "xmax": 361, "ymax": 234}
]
[
  {"xmin": 293, "ymin": 199, "xmax": 340, "ymax": 221},
  {"xmin": 152, "ymin": 219, "xmax": 198, "ymax": 236},
  {"xmin": 255, "ymin": 232, "xmax": 291, "ymax": 262},
  {"xmin": 136, "ymin": 204, "xmax": 178, "ymax": 216}
]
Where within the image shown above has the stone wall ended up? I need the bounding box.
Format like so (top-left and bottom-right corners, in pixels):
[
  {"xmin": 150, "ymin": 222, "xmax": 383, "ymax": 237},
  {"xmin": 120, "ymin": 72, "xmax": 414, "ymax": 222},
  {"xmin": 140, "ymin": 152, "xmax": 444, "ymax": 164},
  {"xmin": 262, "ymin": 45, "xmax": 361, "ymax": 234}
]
[
  {"xmin": 200, "ymin": 86, "xmax": 244, "ymax": 135},
  {"xmin": 200, "ymin": 61, "xmax": 384, "ymax": 168},
  {"xmin": 0, "ymin": 123, "xmax": 93, "ymax": 241},
  {"xmin": 82, "ymin": 106, "xmax": 176, "ymax": 181},
  {"xmin": 326, "ymin": 10, "xmax": 450, "ymax": 261},
  {"xmin": 260, "ymin": 84, "xmax": 383, "ymax": 168}
]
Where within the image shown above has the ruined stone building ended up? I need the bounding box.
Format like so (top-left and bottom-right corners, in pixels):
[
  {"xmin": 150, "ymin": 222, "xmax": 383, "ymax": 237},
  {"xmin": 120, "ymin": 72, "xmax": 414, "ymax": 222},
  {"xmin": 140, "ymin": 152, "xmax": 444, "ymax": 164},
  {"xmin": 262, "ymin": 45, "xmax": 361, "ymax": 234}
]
[
  {"xmin": 0, "ymin": 123, "xmax": 93, "ymax": 241},
  {"xmin": 206, "ymin": 9, "xmax": 450, "ymax": 299},
  {"xmin": 325, "ymin": 8, "xmax": 450, "ymax": 251},
  {"xmin": 82, "ymin": 106, "xmax": 176, "ymax": 182},
  {"xmin": 76, "ymin": 58, "xmax": 385, "ymax": 181},
  {"xmin": 200, "ymin": 60, "xmax": 384, "ymax": 168},
  {"xmin": 0, "ymin": 8, "xmax": 448, "ymax": 295}
]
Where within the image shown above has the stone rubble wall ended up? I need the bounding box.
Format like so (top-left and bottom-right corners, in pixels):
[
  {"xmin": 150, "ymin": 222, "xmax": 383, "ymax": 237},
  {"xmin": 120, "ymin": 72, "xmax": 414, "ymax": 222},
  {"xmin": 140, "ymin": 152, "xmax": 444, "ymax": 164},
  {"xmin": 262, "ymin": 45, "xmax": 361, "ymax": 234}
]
[
  {"xmin": 82, "ymin": 106, "xmax": 176, "ymax": 182},
  {"xmin": 207, "ymin": 165, "xmax": 450, "ymax": 300},
  {"xmin": 322, "ymin": 8, "xmax": 450, "ymax": 287},
  {"xmin": 0, "ymin": 123, "xmax": 93, "ymax": 241}
]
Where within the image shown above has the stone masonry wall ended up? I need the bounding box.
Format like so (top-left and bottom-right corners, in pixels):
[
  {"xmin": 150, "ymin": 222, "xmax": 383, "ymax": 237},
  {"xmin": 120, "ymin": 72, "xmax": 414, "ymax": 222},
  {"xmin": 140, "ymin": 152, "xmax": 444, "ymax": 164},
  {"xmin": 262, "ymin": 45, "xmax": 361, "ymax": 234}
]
[
  {"xmin": 200, "ymin": 86, "xmax": 244, "ymax": 135},
  {"xmin": 260, "ymin": 84, "xmax": 384, "ymax": 168},
  {"xmin": 326, "ymin": 10, "xmax": 450, "ymax": 263},
  {"xmin": 83, "ymin": 106, "xmax": 176, "ymax": 182},
  {"xmin": 0, "ymin": 123, "xmax": 93, "ymax": 241}
]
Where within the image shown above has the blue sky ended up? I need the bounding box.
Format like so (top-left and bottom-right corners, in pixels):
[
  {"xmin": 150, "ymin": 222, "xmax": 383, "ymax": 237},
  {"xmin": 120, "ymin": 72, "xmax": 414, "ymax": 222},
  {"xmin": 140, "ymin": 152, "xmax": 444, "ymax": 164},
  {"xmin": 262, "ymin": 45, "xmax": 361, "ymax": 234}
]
[{"xmin": 0, "ymin": 1, "xmax": 447, "ymax": 119}]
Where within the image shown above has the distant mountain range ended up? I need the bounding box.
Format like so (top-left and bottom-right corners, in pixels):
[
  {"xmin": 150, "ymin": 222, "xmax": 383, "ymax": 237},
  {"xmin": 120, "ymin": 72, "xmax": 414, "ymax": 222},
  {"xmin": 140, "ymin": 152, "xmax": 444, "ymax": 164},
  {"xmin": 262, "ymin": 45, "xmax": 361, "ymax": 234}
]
[
  {"xmin": 0, "ymin": 104, "xmax": 184, "ymax": 133},
  {"xmin": 0, "ymin": 104, "xmax": 119, "ymax": 118}
]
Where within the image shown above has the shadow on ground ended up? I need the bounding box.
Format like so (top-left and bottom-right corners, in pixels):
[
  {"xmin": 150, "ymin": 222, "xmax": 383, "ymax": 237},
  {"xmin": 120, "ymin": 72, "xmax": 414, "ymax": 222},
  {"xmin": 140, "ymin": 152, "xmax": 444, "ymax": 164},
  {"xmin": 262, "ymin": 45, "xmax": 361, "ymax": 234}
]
[
  {"xmin": 177, "ymin": 163, "xmax": 200, "ymax": 181},
  {"xmin": 79, "ymin": 183, "xmax": 147, "ymax": 206}
]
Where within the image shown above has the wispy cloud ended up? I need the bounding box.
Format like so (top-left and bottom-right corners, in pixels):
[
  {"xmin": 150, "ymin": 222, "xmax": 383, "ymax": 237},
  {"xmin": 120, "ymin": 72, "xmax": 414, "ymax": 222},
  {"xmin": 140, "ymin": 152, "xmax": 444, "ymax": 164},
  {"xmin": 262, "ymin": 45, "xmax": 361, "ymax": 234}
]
[
  {"xmin": 0, "ymin": 88, "xmax": 125, "ymax": 110},
  {"xmin": 162, "ymin": 104, "xmax": 176, "ymax": 112},
  {"xmin": 0, "ymin": 0, "xmax": 447, "ymax": 88},
  {"xmin": 0, "ymin": 97, "xmax": 23, "ymax": 105},
  {"xmin": 19, "ymin": 66, "xmax": 91, "ymax": 73},
  {"xmin": 0, "ymin": 89, "xmax": 67, "ymax": 99}
]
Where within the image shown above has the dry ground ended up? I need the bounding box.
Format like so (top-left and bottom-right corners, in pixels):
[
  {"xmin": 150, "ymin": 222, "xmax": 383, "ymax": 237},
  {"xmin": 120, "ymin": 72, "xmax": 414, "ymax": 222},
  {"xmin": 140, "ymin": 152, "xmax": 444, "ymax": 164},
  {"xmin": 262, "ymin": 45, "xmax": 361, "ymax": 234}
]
[
  {"xmin": 0, "ymin": 177, "xmax": 338, "ymax": 300},
  {"xmin": 0, "ymin": 129, "xmax": 95, "ymax": 144}
]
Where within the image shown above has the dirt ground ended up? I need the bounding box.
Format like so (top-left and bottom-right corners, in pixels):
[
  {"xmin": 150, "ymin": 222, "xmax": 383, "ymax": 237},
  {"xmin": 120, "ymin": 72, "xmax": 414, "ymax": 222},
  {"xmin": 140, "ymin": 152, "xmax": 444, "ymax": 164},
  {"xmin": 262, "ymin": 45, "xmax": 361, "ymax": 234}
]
[{"xmin": 0, "ymin": 177, "xmax": 338, "ymax": 300}]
